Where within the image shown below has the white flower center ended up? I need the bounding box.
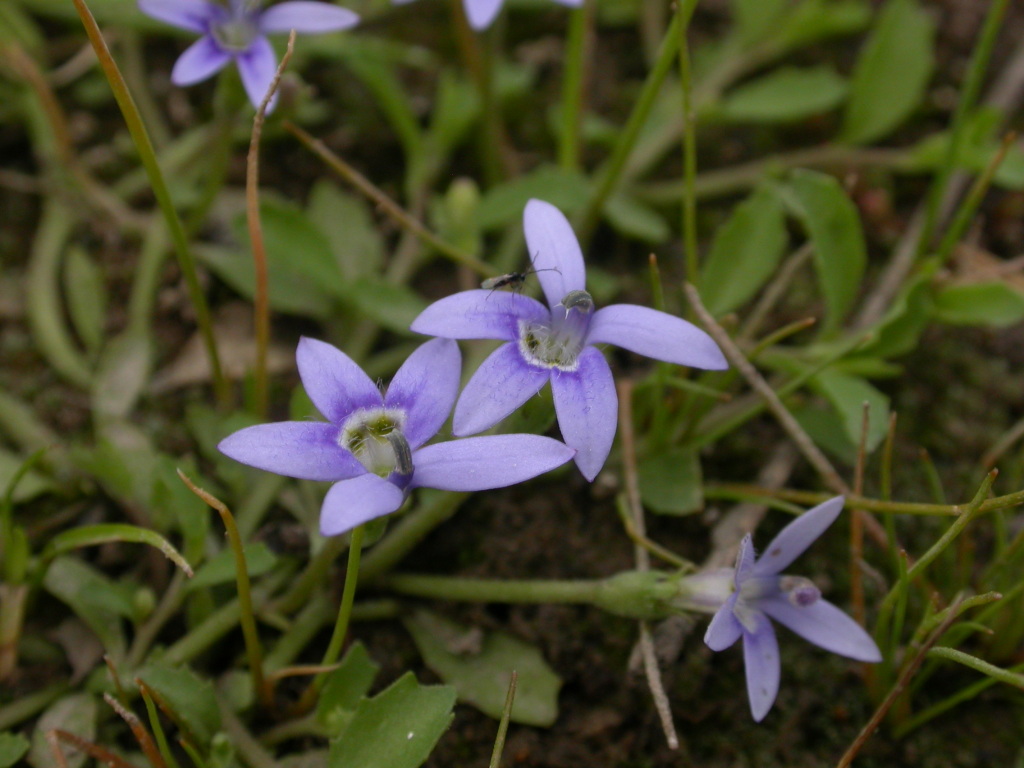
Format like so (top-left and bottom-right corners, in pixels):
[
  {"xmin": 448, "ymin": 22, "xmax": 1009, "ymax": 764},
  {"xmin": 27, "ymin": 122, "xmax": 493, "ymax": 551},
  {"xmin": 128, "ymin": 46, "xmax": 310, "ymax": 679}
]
[
  {"xmin": 211, "ymin": 2, "xmax": 260, "ymax": 52},
  {"xmin": 339, "ymin": 408, "xmax": 412, "ymax": 479},
  {"xmin": 517, "ymin": 290, "xmax": 594, "ymax": 371}
]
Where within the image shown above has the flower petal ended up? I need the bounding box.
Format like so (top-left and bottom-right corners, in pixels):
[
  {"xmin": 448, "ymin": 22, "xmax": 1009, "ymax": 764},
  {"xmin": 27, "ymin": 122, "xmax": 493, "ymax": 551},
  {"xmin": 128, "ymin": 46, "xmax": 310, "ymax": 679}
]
[
  {"xmin": 759, "ymin": 596, "xmax": 882, "ymax": 662},
  {"xmin": 319, "ymin": 474, "xmax": 406, "ymax": 536},
  {"xmin": 735, "ymin": 534, "xmax": 756, "ymax": 583},
  {"xmin": 550, "ymin": 0, "xmax": 584, "ymax": 6},
  {"xmin": 742, "ymin": 612, "xmax": 781, "ymax": 722},
  {"xmin": 258, "ymin": 1, "xmax": 360, "ymax": 33},
  {"xmin": 453, "ymin": 343, "xmax": 550, "ymax": 436},
  {"xmin": 410, "ymin": 289, "xmax": 549, "ymax": 342},
  {"xmin": 170, "ymin": 36, "xmax": 232, "ymax": 86},
  {"xmin": 385, "ymin": 338, "xmax": 460, "ymax": 449},
  {"xmin": 587, "ymin": 304, "xmax": 727, "ymax": 370},
  {"xmin": 752, "ymin": 496, "xmax": 845, "ymax": 577},
  {"xmin": 550, "ymin": 346, "xmax": 616, "ymax": 481},
  {"xmin": 704, "ymin": 593, "xmax": 742, "ymax": 651},
  {"xmin": 218, "ymin": 421, "xmax": 364, "ymax": 481},
  {"xmin": 524, "ymin": 199, "xmax": 587, "ymax": 309},
  {"xmin": 139, "ymin": 0, "xmax": 216, "ymax": 32},
  {"xmin": 464, "ymin": 0, "xmax": 504, "ymax": 29},
  {"xmin": 296, "ymin": 337, "xmax": 383, "ymax": 424},
  {"xmin": 235, "ymin": 35, "xmax": 278, "ymax": 110},
  {"xmin": 410, "ymin": 434, "xmax": 573, "ymax": 491}
]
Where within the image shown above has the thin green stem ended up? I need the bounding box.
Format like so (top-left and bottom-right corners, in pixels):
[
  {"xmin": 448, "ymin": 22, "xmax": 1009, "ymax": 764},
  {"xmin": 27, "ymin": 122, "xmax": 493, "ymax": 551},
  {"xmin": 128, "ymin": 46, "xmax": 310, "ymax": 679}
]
[
  {"xmin": 386, "ymin": 573, "xmax": 603, "ymax": 605},
  {"xmin": 71, "ymin": 0, "xmax": 229, "ymax": 406},
  {"xmin": 317, "ymin": 526, "xmax": 364, "ymax": 677},
  {"xmin": 578, "ymin": 7, "xmax": 688, "ymax": 239},
  {"xmin": 359, "ymin": 492, "xmax": 469, "ymax": 583},
  {"xmin": 677, "ymin": 0, "xmax": 698, "ymax": 287},
  {"xmin": 926, "ymin": 646, "xmax": 1024, "ymax": 689},
  {"xmin": 488, "ymin": 671, "xmax": 517, "ymax": 768},
  {"xmin": 558, "ymin": 1, "xmax": 591, "ymax": 171},
  {"xmin": 177, "ymin": 472, "xmax": 268, "ymax": 709},
  {"xmin": 918, "ymin": 0, "xmax": 1009, "ymax": 256}
]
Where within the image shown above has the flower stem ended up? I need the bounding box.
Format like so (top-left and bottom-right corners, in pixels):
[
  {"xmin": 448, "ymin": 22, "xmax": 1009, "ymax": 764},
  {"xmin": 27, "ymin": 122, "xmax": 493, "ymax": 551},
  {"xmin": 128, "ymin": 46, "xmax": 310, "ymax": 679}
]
[
  {"xmin": 71, "ymin": 0, "xmax": 229, "ymax": 407},
  {"xmin": 558, "ymin": 0, "xmax": 592, "ymax": 171},
  {"xmin": 177, "ymin": 471, "xmax": 269, "ymax": 709},
  {"xmin": 577, "ymin": 2, "xmax": 695, "ymax": 239}
]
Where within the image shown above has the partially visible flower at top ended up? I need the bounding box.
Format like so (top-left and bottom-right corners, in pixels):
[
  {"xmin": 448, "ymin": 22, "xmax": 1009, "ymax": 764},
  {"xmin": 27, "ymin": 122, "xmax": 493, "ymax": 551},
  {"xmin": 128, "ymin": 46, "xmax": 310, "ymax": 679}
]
[
  {"xmin": 139, "ymin": 0, "xmax": 359, "ymax": 110},
  {"xmin": 393, "ymin": 0, "xmax": 581, "ymax": 32},
  {"xmin": 410, "ymin": 199, "xmax": 728, "ymax": 482},
  {"xmin": 704, "ymin": 496, "xmax": 882, "ymax": 721},
  {"xmin": 218, "ymin": 337, "xmax": 575, "ymax": 536}
]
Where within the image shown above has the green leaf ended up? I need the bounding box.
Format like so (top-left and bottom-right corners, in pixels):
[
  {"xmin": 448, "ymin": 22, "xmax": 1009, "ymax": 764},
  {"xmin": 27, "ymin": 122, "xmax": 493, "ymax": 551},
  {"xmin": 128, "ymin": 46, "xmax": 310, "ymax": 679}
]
[
  {"xmin": 0, "ymin": 449, "xmax": 53, "ymax": 503},
  {"xmin": 776, "ymin": 0, "xmax": 873, "ymax": 50},
  {"xmin": 933, "ymin": 282, "xmax": 1024, "ymax": 327},
  {"xmin": 329, "ymin": 673, "xmax": 456, "ymax": 768},
  {"xmin": 43, "ymin": 557, "xmax": 131, "ymax": 658},
  {"xmin": 187, "ymin": 543, "xmax": 278, "ymax": 590},
  {"xmin": 199, "ymin": 200, "xmax": 343, "ymax": 320},
  {"xmin": 638, "ymin": 446, "xmax": 704, "ymax": 515},
  {"xmin": 135, "ymin": 664, "xmax": 222, "ymax": 749},
  {"xmin": 731, "ymin": 0, "xmax": 790, "ymax": 43},
  {"xmin": 345, "ymin": 277, "xmax": 427, "ymax": 335},
  {"xmin": 841, "ymin": 0, "xmax": 934, "ymax": 144},
  {"xmin": 717, "ymin": 66, "xmax": 848, "ymax": 124},
  {"xmin": 812, "ymin": 369, "xmax": 890, "ymax": 452},
  {"xmin": 307, "ymin": 181, "xmax": 385, "ymax": 281},
  {"xmin": 603, "ymin": 194, "xmax": 670, "ymax": 243},
  {"xmin": 857, "ymin": 269, "xmax": 935, "ymax": 358},
  {"xmin": 478, "ymin": 166, "xmax": 591, "ymax": 231},
  {"xmin": 0, "ymin": 733, "xmax": 30, "ymax": 768},
  {"xmin": 782, "ymin": 170, "xmax": 867, "ymax": 335},
  {"xmin": 63, "ymin": 246, "xmax": 106, "ymax": 356},
  {"xmin": 405, "ymin": 609, "xmax": 562, "ymax": 727},
  {"xmin": 91, "ymin": 331, "xmax": 151, "ymax": 421},
  {"xmin": 316, "ymin": 643, "xmax": 380, "ymax": 735},
  {"xmin": 27, "ymin": 694, "xmax": 96, "ymax": 768},
  {"xmin": 701, "ymin": 186, "xmax": 789, "ymax": 315}
]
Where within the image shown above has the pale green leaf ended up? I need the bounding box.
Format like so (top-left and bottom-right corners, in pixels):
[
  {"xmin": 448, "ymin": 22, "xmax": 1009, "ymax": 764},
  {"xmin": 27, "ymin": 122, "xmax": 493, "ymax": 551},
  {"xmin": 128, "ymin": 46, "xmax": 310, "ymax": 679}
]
[
  {"xmin": 186, "ymin": 543, "xmax": 278, "ymax": 590},
  {"xmin": 405, "ymin": 609, "xmax": 562, "ymax": 727},
  {"xmin": 136, "ymin": 664, "xmax": 222, "ymax": 748},
  {"xmin": 638, "ymin": 446, "xmax": 704, "ymax": 515},
  {"xmin": 329, "ymin": 673, "xmax": 456, "ymax": 768},
  {"xmin": 316, "ymin": 643, "xmax": 380, "ymax": 735},
  {"xmin": 0, "ymin": 733, "xmax": 29, "ymax": 768},
  {"xmin": 933, "ymin": 282, "xmax": 1024, "ymax": 327},
  {"xmin": 718, "ymin": 66, "xmax": 848, "ymax": 124},
  {"xmin": 27, "ymin": 694, "xmax": 96, "ymax": 768},
  {"xmin": 842, "ymin": 0, "xmax": 934, "ymax": 144},
  {"xmin": 63, "ymin": 247, "xmax": 107, "ymax": 356},
  {"xmin": 701, "ymin": 185, "xmax": 788, "ymax": 315},
  {"xmin": 812, "ymin": 369, "xmax": 890, "ymax": 452},
  {"xmin": 478, "ymin": 166, "xmax": 590, "ymax": 230},
  {"xmin": 782, "ymin": 170, "xmax": 867, "ymax": 335}
]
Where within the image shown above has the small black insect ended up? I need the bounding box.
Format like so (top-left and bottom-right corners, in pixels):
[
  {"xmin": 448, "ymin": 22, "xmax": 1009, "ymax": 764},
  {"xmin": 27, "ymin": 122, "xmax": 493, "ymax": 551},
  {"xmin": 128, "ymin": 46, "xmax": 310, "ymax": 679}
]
[{"xmin": 480, "ymin": 266, "xmax": 560, "ymax": 295}]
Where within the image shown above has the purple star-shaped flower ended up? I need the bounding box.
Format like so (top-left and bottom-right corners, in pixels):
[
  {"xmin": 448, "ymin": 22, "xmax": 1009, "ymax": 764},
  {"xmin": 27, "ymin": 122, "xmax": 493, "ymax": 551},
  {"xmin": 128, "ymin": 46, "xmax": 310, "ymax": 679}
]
[
  {"xmin": 218, "ymin": 337, "xmax": 575, "ymax": 535},
  {"xmin": 393, "ymin": 0, "xmax": 582, "ymax": 31},
  {"xmin": 139, "ymin": 0, "xmax": 359, "ymax": 109},
  {"xmin": 410, "ymin": 199, "xmax": 728, "ymax": 481},
  {"xmin": 704, "ymin": 496, "xmax": 882, "ymax": 721}
]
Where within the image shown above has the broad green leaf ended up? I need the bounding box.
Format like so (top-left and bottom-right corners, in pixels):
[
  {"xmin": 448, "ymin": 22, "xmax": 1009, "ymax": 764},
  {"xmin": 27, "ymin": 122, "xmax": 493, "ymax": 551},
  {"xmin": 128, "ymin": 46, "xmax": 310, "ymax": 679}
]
[
  {"xmin": 731, "ymin": 0, "xmax": 790, "ymax": 43},
  {"xmin": 603, "ymin": 194, "xmax": 670, "ymax": 244},
  {"xmin": 856, "ymin": 268, "xmax": 935, "ymax": 359},
  {"xmin": 777, "ymin": 0, "xmax": 873, "ymax": 50},
  {"xmin": 405, "ymin": 609, "xmax": 562, "ymax": 727},
  {"xmin": 0, "ymin": 449, "xmax": 53, "ymax": 503},
  {"xmin": 200, "ymin": 200, "xmax": 344, "ymax": 320},
  {"xmin": 782, "ymin": 170, "xmax": 867, "ymax": 335},
  {"xmin": 316, "ymin": 643, "xmax": 380, "ymax": 734},
  {"xmin": 933, "ymin": 282, "xmax": 1024, "ymax": 327},
  {"xmin": 638, "ymin": 446, "xmax": 704, "ymax": 515},
  {"xmin": 63, "ymin": 246, "xmax": 106, "ymax": 356},
  {"xmin": 701, "ymin": 186, "xmax": 788, "ymax": 315},
  {"xmin": 717, "ymin": 66, "xmax": 848, "ymax": 124},
  {"xmin": 0, "ymin": 733, "xmax": 29, "ymax": 768},
  {"xmin": 187, "ymin": 543, "xmax": 277, "ymax": 590},
  {"xmin": 792, "ymin": 403, "xmax": 858, "ymax": 463},
  {"xmin": 478, "ymin": 166, "xmax": 590, "ymax": 230},
  {"xmin": 307, "ymin": 181, "xmax": 385, "ymax": 281},
  {"xmin": 345, "ymin": 277, "xmax": 427, "ymax": 335},
  {"xmin": 841, "ymin": 0, "xmax": 934, "ymax": 144},
  {"xmin": 43, "ymin": 556, "xmax": 132, "ymax": 657},
  {"xmin": 73, "ymin": 421, "xmax": 158, "ymax": 507},
  {"xmin": 329, "ymin": 673, "xmax": 456, "ymax": 768},
  {"xmin": 91, "ymin": 331, "xmax": 151, "ymax": 421},
  {"xmin": 136, "ymin": 664, "xmax": 222, "ymax": 749},
  {"xmin": 812, "ymin": 369, "xmax": 890, "ymax": 452},
  {"xmin": 27, "ymin": 694, "xmax": 96, "ymax": 768}
]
